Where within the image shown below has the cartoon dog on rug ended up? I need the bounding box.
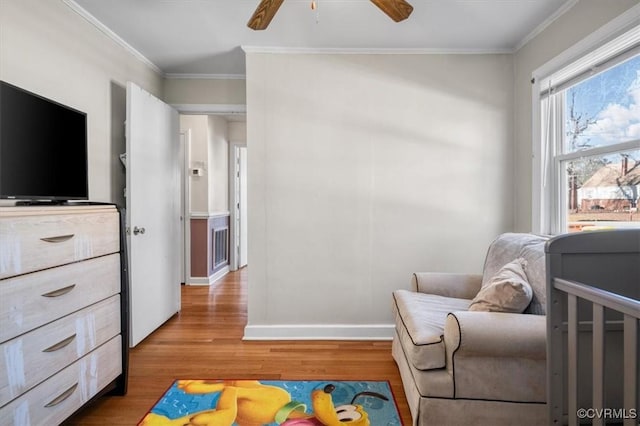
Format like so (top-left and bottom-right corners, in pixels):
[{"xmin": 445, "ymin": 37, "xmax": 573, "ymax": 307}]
[
  {"xmin": 296, "ymin": 383, "xmax": 388, "ymax": 426},
  {"xmin": 139, "ymin": 380, "xmax": 388, "ymax": 426}
]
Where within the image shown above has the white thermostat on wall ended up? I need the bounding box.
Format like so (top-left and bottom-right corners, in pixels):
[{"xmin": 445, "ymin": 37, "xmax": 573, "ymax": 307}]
[{"xmin": 191, "ymin": 168, "xmax": 203, "ymax": 176}]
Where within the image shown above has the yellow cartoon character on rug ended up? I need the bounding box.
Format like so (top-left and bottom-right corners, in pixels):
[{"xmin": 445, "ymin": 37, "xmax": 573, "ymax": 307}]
[
  {"xmin": 140, "ymin": 380, "xmax": 300, "ymax": 425},
  {"xmin": 280, "ymin": 383, "xmax": 389, "ymax": 426},
  {"xmin": 139, "ymin": 380, "xmax": 388, "ymax": 426}
]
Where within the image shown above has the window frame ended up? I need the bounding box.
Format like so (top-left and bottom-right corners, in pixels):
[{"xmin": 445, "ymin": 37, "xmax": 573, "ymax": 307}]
[{"xmin": 531, "ymin": 7, "xmax": 640, "ymax": 235}]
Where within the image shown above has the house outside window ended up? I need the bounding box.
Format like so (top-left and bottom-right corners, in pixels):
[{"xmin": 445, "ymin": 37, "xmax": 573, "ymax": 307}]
[{"xmin": 534, "ymin": 23, "xmax": 640, "ymax": 235}]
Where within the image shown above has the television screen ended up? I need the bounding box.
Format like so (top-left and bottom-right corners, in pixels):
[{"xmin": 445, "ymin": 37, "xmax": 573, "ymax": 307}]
[{"xmin": 0, "ymin": 81, "xmax": 88, "ymax": 202}]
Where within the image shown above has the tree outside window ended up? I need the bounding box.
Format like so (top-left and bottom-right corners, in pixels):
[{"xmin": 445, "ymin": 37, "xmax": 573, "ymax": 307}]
[{"xmin": 560, "ymin": 55, "xmax": 640, "ymax": 232}]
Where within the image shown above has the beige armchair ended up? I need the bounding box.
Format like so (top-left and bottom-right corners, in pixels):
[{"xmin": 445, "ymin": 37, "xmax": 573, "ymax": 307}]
[{"xmin": 392, "ymin": 233, "xmax": 548, "ymax": 426}]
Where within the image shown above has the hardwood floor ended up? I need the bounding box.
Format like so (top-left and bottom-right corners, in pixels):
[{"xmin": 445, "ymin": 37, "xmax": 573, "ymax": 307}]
[{"xmin": 66, "ymin": 268, "xmax": 412, "ymax": 425}]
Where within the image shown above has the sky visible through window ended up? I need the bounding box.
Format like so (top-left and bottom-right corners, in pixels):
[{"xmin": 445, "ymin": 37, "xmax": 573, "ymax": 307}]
[
  {"xmin": 565, "ymin": 54, "xmax": 640, "ymax": 152},
  {"xmin": 563, "ymin": 54, "xmax": 639, "ymax": 230}
]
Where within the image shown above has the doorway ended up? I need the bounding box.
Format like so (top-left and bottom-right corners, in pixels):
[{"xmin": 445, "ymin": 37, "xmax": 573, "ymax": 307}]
[
  {"xmin": 230, "ymin": 143, "xmax": 248, "ymax": 270},
  {"xmin": 176, "ymin": 110, "xmax": 247, "ymax": 282}
]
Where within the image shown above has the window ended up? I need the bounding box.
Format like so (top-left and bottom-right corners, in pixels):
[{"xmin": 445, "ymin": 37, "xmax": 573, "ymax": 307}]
[{"xmin": 535, "ymin": 23, "xmax": 640, "ymax": 235}]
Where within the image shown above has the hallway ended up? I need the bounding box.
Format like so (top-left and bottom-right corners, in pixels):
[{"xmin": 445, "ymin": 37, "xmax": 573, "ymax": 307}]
[{"xmin": 67, "ymin": 268, "xmax": 411, "ymax": 424}]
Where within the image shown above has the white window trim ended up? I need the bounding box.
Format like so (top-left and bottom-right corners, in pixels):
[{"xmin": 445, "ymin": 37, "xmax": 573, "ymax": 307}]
[{"xmin": 531, "ymin": 4, "xmax": 640, "ymax": 235}]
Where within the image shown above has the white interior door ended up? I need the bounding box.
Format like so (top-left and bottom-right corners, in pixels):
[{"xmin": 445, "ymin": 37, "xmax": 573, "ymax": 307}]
[
  {"xmin": 126, "ymin": 82, "xmax": 181, "ymax": 347},
  {"xmin": 239, "ymin": 147, "xmax": 248, "ymax": 267}
]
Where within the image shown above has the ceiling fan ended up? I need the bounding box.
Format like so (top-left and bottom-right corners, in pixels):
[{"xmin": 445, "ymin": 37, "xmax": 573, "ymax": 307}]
[{"xmin": 247, "ymin": 0, "xmax": 414, "ymax": 30}]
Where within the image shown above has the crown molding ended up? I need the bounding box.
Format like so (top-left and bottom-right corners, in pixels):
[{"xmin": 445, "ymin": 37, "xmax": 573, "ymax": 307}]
[
  {"xmin": 165, "ymin": 73, "xmax": 246, "ymax": 80},
  {"xmin": 241, "ymin": 46, "xmax": 513, "ymax": 55},
  {"xmin": 514, "ymin": 0, "xmax": 579, "ymax": 52},
  {"xmin": 62, "ymin": 0, "xmax": 164, "ymax": 76}
]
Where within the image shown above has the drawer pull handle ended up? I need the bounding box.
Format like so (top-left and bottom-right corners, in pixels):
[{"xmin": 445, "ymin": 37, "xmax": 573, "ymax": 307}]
[
  {"xmin": 43, "ymin": 334, "xmax": 77, "ymax": 352},
  {"xmin": 44, "ymin": 383, "xmax": 78, "ymax": 408},
  {"xmin": 41, "ymin": 284, "xmax": 76, "ymax": 298},
  {"xmin": 40, "ymin": 234, "xmax": 75, "ymax": 243}
]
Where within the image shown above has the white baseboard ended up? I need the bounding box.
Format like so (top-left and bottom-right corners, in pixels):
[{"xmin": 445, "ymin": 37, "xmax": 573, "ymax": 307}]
[
  {"xmin": 210, "ymin": 266, "xmax": 230, "ymax": 284},
  {"xmin": 186, "ymin": 277, "xmax": 211, "ymax": 286},
  {"xmin": 243, "ymin": 324, "xmax": 394, "ymax": 340},
  {"xmin": 187, "ymin": 266, "xmax": 230, "ymax": 286}
]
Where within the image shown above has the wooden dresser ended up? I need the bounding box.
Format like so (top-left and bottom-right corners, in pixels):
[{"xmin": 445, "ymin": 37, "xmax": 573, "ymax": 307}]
[{"xmin": 0, "ymin": 204, "xmax": 128, "ymax": 425}]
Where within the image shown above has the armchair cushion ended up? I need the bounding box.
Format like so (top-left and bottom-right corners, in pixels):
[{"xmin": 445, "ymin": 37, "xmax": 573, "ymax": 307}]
[
  {"xmin": 468, "ymin": 258, "xmax": 532, "ymax": 313},
  {"xmin": 393, "ymin": 289, "xmax": 471, "ymax": 371}
]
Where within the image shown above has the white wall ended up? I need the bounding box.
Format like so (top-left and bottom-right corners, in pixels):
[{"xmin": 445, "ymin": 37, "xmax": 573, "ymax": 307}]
[
  {"xmin": 512, "ymin": 0, "xmax": 638, "ymax": 231},
  {"xmin": 0, "ymin": 0, "xmax": 163, "ymax": 204},
  {"xmin": 180, "ymin": 115, "xmax": 230, "ymax": 214},
  {"xmin": 229, "ymin": 121, "xmax": 247, "ymax": 143},
  {"xmin": 164, "ymin": 79, "xmax": 246, "ymax": 105},
  {"xmin": 245, "ymin": 53, "xmax": 514, "ymax": 337},
  {"xmin": 180, "ymin": 115, "xmax": 209, "ymax": 213},
  {"xmin": 207, "ymin": 116, "xmax": 229, "ymax": 213}
]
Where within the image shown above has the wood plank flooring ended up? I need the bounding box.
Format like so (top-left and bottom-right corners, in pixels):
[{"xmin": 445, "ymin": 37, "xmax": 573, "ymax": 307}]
[{"xmin": 65, "ymin": 268, "xmax": 412, "ymax": 425}]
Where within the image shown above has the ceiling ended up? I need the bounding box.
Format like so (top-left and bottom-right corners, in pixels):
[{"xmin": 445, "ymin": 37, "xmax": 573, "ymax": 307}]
[{"xmin": 70, "ymin": 0, "xmax": 575, "ymax": 76}]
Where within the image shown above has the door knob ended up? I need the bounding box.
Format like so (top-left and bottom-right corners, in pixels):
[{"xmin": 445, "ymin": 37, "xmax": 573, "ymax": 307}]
[{"xmin": 133, "ymin": 226, "xmax": 146, "ymax": 235}]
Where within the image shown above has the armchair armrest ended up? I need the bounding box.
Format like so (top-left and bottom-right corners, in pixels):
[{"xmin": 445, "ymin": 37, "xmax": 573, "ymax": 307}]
[
  {"xmin": 411, "ymin": 272, "xmax": 482, "ymax": 299},
  {"xmin": 445, "ymin": 311, "xmax": 546, "ymax": 358},
  {"xmin": 443, "ymin": 311, "xmax": 546, "ymax": 402}
]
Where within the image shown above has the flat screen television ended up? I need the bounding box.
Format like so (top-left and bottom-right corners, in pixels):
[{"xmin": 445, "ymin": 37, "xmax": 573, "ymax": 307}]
[{"xmin": 0, "ymin": 80, "xmax": 88, "ymax": 203}]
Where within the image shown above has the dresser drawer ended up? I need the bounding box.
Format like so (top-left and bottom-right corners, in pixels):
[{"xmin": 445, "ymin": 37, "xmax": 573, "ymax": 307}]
[
  {"xmin": 0, "ymin": 336, "xmax": 121, "ymax": 425},
  {"xmin": 0, "ymin": 296, "xmax": 121, "ymax": 407},
  {"xmin": 0, "ymin": 208, "xmax": 119, "ymax": 279},
  {"xmin": 0, "ymin": 254, "xmax": 121, "ymax": 342}
]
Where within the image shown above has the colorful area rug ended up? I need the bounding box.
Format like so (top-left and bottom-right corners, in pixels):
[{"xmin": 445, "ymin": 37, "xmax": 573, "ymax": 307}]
[{"xmin": 138, "ymin": 380, "xmax": 403, "ymax": 425}]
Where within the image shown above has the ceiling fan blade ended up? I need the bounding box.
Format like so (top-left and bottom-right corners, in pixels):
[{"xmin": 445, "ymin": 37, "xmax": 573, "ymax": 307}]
[
  {"xmin": 247, "ymin": 0, "xmax": 285, "ymax": 30},
  {"xmin": 370, "ymin": 0, "xmax": 413, "ymax": 22}
]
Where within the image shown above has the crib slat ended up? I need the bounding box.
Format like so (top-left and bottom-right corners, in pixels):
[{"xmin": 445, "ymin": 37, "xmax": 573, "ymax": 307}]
[
  {"xmin": 623, "ymin": 315, "xmax": 638, "ymax": 426},
  {"xmin": 592, "ymin": 303, "xmax": 605, "ymax": 426},
  {"xmin": 568, "ymin": 294, "xmax": 578, "ymax": 426}
]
